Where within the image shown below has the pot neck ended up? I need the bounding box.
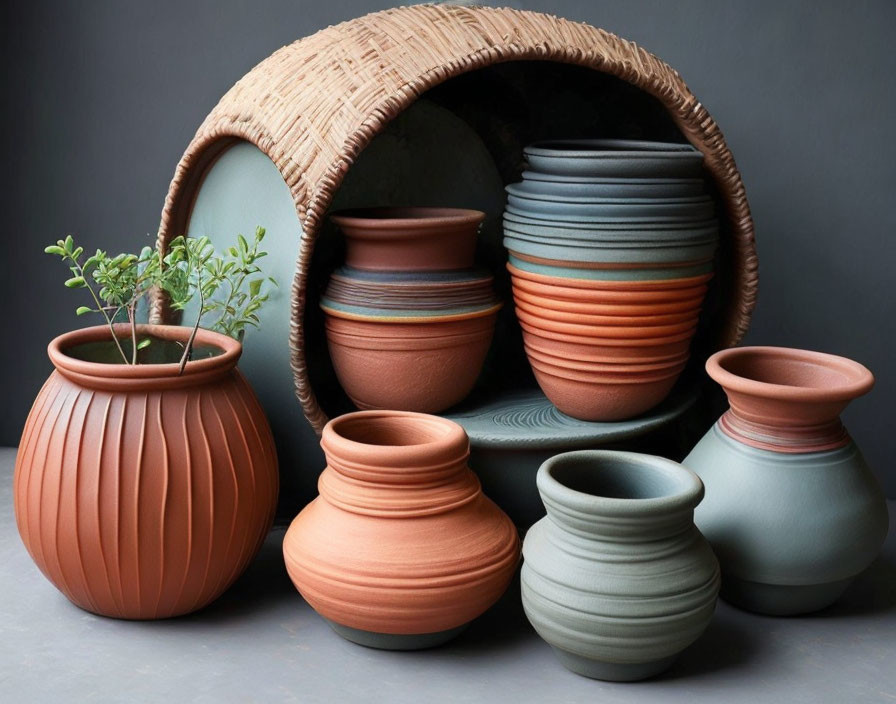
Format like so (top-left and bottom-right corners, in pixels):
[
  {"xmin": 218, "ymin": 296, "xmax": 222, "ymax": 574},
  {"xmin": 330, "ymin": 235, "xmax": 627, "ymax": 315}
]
[
  {"xmin": 537, "ymin": 451, "xmax": 703, "ymax": 542},
  {"xmin": 48, "ymin": 324, "xmax": 240, "ymax": 392},
  {"xmin": 717, "ymin": 409, "xmax": 849, "ymax": 453},
  {"xmin": 318, "ymin": 411, "xmax": 480, "ymax": 517},
  {"xmin": 707, "ymin": 347, "xmax": 873, "ymax": 454}
]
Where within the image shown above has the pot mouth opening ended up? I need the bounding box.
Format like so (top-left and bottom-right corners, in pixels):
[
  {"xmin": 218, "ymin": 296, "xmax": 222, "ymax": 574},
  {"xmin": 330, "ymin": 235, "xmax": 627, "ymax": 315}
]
[
  {"xmin": 48, "ymin": 324, "xmax": 240, "ymax": 382},
  {"xmin": 708, "ymin": 346, "xmax": 874, "ymax": 400},
  {"xmin": 540, "ymin": 451, "xmax": 701, "ymax": 514},
  {"xmin": 328, "ymin": 411, "xmax": 461, "ymax": 448},
  {"xmin": 330, "ymin": 207, "xmax": 485, "ymax": 228},
  {"xmin": 63, "ymin": 337, "xmax": 223, "ymax": 365}
]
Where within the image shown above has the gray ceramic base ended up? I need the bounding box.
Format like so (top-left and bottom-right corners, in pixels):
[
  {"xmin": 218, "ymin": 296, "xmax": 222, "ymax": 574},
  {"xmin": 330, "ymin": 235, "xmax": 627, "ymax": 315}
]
[
  {"xmin": 445, "ymin": 384, "xmax": 699, "ymax": 528},
  {"xmin": 721, "ymin": 575, "xmax": 853, "ymax": 616},
  {"xmin": 551, "ymin": 648, "xmax": 677, "ymax": 682},
  {"xmin": 326, "ymin": 620, "xmax": 468, "ymax": 650}
]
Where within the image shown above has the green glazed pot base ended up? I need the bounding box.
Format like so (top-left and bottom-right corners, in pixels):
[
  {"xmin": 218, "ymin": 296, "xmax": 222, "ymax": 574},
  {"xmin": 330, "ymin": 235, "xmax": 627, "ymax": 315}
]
[
  {"xmin": 721, "ymin": 575, "xmax": 853, "ymax": 616},
  {"xmin": 551, "ymin": 648, "xmax": 677, "ymax": 682},
  {"xmin": 326, "ymin": 620, "xmax": 469, "ymax": 650}
]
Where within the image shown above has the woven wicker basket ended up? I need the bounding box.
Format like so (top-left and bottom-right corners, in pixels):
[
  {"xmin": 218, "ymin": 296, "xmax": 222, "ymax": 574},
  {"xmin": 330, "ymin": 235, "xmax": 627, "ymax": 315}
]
[{"xmin": 150, "ymin": 4, "xmax": 757, "ymax": 436}]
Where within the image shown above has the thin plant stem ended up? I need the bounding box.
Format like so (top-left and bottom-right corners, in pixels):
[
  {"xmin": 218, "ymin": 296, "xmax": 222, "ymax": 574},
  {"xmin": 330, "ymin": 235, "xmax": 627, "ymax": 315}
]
[
  {"xmin": 178, "ymin": 268, "xmax": 204, "ymax": 375},
  {"xmin": 72, "ymin": 259, "xmax": 129, "ymax": 365}
]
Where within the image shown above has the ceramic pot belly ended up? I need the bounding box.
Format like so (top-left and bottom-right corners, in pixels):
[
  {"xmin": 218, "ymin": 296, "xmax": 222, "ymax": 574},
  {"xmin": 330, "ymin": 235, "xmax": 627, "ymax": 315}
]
[{"xmin": 686, "ymin": 424, "xmax": 888, "ymax": 615}]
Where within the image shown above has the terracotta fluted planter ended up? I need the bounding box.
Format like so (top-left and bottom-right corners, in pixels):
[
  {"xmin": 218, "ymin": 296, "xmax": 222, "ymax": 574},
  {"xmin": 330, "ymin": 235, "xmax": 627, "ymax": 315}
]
[
  {"xmin": 14, "ymin": 325, "xmax": 279, "ymax": 619},
  {"xmin": 684, "ymin": 347, "xmax": 889, "ymax": 615},
  {"xmin": 282, "ymin": 411, "xmax": 520, "ymax": 649},
  {"xmin": 522, "ymin": 451, "xmax": 720, "ymax": 681}
]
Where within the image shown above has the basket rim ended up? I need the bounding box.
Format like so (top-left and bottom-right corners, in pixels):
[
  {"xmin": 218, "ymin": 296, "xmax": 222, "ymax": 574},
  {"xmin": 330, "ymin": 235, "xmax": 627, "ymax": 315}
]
[{"xmin": 149, "ymin": 4, "xmax": 758, "ymax": 436}]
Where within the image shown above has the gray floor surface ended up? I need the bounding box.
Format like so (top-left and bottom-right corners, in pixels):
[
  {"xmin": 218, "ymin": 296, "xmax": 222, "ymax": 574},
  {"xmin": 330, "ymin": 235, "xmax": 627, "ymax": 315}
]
[{"xmin": 2, "ymin": 446, "xmax": 895, "ymax": 703}]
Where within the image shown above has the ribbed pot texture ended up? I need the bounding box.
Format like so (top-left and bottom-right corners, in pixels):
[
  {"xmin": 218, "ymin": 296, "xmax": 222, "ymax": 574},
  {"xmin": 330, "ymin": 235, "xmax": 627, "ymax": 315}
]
[
  {"xmin": 282, "ymin": 411, "xmax": 520, "ymax": 650},
  {"xmin": 684, "ymin": 346, "xmax": 888, "ymax": 615},
  {"xmin": 14, "ymin": 325, "xmax": 279, "ymax": 619},
  {"xmin": 521, "ymin": 450, "xmax": 719, "ymax": 681}
]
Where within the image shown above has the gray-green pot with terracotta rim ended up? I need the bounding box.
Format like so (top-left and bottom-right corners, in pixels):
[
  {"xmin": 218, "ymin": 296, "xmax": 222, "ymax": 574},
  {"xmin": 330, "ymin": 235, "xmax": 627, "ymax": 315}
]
[
  {"xmin": 521, "ymin": 450, "xmax": 720, "ymax": 681},
  {"xmin": 683, "ymin": 346, "xmax": 889, "ymax": 615}
]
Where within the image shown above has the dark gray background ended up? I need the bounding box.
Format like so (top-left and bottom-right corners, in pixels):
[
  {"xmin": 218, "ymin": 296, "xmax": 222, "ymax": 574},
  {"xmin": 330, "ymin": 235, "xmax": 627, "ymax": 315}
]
[{"xmin": 2, "ymin": 0, "xmax": 894, "ymax": 495}]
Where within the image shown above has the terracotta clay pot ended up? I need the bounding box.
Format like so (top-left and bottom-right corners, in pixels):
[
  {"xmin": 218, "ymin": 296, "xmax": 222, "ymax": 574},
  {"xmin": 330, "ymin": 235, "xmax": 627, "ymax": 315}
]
[
  {"xmin": 324, "ymin": 310, "xmax": 496, "ymax": 413},
  {"xmin": 14, "ymin": 325, "xmax": 279, "ymax": 619},
  {"xmin": 282, "ymin": 411, "xmax": 520, "ymax": 649},
  {"xmin": 684, "ymin": 347, "xmax": 889, "ymax": 615},
  {"xmin": 522, "ymin": 450, "xmax": 719, "ymax": 681},
  {"xmin": 330, "ymin": 207, "xmax": 485, "ymax": 271}
]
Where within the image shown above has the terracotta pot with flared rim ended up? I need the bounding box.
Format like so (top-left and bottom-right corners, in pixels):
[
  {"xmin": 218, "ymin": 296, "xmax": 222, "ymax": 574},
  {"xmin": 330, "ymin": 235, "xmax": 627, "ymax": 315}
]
[
  {"xmin": 510, "ymin": 284, "xmax": 705, "ymax": 316},
  {"xmin": 523, "ymin": 139, "xmax": 705, "ymax": 178},
  {"xmin": 522, "ymin": 450, "xmax": 719, "ymax": 680},
  {"xmin": 14, "ymin": 325, "xmax": 279, "ymax": 619},
  {"xmin": 507, "ymin": 261, "xmax": 713, "ymax": 293},
  {"xmin": 684, "ymin": 346, "xmax": 888, "ymax": 615},
  {"xmin": 330, "ymin": 207, "xmax": 485, "ymax": 271},
  {"xmin": 282, "ymin": 411, "xmax": 520, "ymax": 649},
  {"xmin": 524, "ymin": 345, "xmax": 690, "ymax": 374},
  {"xmin": 324, "ymin": 312, "xmax": 497, "ymax": 412},
  {"xmin": 530, "ymin": 360, "xmax": 686, "ymax": 421},
  {"xmin": 514, "ymin": 306, "xmax": 697, "ymax": 340},
  {"xmin": 513, "ymin": 295, "xmax": 700, "ymax": 327}
]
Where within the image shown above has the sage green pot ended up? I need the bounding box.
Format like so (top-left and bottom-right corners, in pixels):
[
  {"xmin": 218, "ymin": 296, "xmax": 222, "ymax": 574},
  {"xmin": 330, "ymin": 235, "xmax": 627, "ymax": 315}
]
[
  {"xmin": 683, "ymin": 346, "xmax": 889, "ymax": 616},
  {"xmin": 521, "ymin": 451, "xmax": 720, "ymax": 681}
]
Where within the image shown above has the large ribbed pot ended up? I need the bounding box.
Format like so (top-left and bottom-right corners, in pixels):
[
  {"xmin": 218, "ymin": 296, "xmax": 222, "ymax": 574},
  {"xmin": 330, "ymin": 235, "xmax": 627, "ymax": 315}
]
[
  {"xmin": 14, "ymin": 325, "xmax": 279, "ymax": 619},
  {"xmin": 684, "ymin": 346, "xmax": 889, "ymax": 615},
  {"xmin": 521, "ymin": 450, "xmax": 719, "ymax": 681},
  {"xmin": 282, "ymin": 410, "xmax": 520, "ymax": 650}
]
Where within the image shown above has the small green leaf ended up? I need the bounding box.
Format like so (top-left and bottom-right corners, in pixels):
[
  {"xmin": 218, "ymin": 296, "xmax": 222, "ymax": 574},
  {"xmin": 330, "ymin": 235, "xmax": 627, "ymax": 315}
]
[
  {"xmin": 64, "ymin": 276, "xmax": 86, "ymax": 288},
  {"xmin": 75, "ymin": 306, "xmax": 92, "ymax": 316},
  {"xmin": 64, "ymin": 235, "xmax": 74, "ymax": 253},
  {"xmin": 44, "ymin": 245, "xmax": 65, "ymax": 255},
  {"xmin": 71, "ymin": 246, "xmax": 84, "ymax": 260},
  {"xmin": 137, "ymin": 338, "xmax": 152, "ymax": 350}
]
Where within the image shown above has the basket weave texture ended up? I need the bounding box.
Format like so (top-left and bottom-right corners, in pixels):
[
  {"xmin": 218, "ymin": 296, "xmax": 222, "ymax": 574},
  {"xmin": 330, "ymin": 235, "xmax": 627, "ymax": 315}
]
[{"xmin": 149, "ymin": 4, "xmax": 758, "ymax": 435}]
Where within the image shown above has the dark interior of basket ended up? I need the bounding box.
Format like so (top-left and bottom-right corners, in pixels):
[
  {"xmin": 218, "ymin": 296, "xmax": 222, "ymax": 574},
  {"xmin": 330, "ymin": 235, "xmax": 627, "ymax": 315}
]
[{"xmin": 302, "ymin": 61, "xmax": 730, "ymax": 421}]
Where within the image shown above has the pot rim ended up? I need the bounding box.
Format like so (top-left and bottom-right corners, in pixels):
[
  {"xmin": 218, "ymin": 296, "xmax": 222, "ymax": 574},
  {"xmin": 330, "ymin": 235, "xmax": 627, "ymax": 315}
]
[
  {"xmin": 706, "ymin": 346, "xmax": 874, "ymax": 403},
  {"xmin": 48, "ymin": 324, "xmax": 240, "ymax": 385},
  {"xmin": 330, "ymin": 206, "xmax": 485, "ymax": 231},
  {"xmin": 537, "ymin": 450, "xmax": 703, "ymax": 517},
  {"xmin": 524, "ymin": 139, "xmax": 703, "ymax": 159},
  {"xmin": 322, "ymin": 410, "xmax": 469, "ymax": 474}
]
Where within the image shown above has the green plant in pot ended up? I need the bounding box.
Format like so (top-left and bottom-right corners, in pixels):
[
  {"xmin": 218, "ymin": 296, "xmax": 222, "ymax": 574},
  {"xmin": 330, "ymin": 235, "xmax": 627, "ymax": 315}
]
[{"xmin": 14, "ymin": 228, "xmax": 280, "ymax": 619}]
